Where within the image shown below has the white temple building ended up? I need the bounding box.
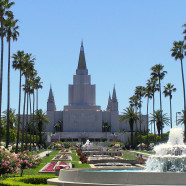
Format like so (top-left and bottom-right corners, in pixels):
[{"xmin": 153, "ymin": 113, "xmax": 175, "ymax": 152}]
[{"xmin": 46, "ymin": 43, "xmax": 147, "ymax": 143}]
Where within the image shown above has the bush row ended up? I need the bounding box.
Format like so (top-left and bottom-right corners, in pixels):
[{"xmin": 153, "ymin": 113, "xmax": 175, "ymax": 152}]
[{"xmin": 0, "ymin": 175, "xmax": 57, "ymax": 186}]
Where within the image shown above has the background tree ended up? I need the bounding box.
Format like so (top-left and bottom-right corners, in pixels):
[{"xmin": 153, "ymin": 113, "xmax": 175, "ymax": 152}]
[
  {"xmin": 177, "ymin": 110, "xmax": 185, "ymax": 125},
  {"xmin": 151, "ymin": 64, "xmax": 167, "ymax": 138},
  {"xmin": 163, "ymin": 83, "xmax": 176, "ymax": 128},
  {"xmin": 4, "ymin": 14, "xmax": 19, "ymax": 148},
  {"xmin": 144, "ymin": 79, "xmax": 153, "ymax": 149},
  {"xmin": 12, "ymin": 50, "xmax": 25, "ymax": 153},
  {"xmin": 150, "ymin": 110, "xmax": 169, "ymax": 136},
  {"xmin": 135, "ymin": 86, "xmax": 145, "ymax": 145},
  {"xmin": 150, "ymin": 77, "xmax": 159, "ymax": 142},
  {"xmin": 120, "ymin": 106, "xmax": 138, "ymax": 147},
  {"xmin": 0, "ymin": 0, "xmax": 15, "ymax": 142},
  {"xmin": 171, "ymin": 41, "xmax": 186, "ymax": 140},
  {"xmin": 35, "ymin": 109, "xmax": 49, "ymax": 148},
  {"xmin": 2, "ymin": 108, "xmax": 17, "ymax": 129},
  {"xmin": 183, "ymin": 23, "xmax": 186, "ymax": 40}
]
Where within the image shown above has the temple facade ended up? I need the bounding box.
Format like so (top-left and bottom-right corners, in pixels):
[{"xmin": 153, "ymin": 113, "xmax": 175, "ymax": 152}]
[{"xmin": 46, "ymin": 43, "xmax": 147, "ymax": 143}]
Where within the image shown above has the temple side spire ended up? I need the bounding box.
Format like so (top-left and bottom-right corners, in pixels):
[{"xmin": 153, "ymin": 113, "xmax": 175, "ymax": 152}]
[
  {"xmin": 78, "ymin": 42, "xmax": 87, "ymax": 69},
  {"xmin": 106, "ymin": 92, "xmax": 112, "ymax": 111},
  {"xmin": 47, "ymin": 86, "xmax": 56, "ymax": 111},
  {"xmin": 112, "ymin": 85, "xmax": 117, "ymax": 101}
]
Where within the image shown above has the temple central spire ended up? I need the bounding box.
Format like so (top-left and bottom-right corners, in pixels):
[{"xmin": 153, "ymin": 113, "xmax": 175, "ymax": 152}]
[{"xmin": 78, "ymin": 42, "xmax": 87, "ymax": 69}]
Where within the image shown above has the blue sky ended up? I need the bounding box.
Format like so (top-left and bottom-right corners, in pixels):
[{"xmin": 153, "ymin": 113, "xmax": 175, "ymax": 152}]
[{"xmin": 2, "ymin": 0, "xmax": 186, "ymax": 132}]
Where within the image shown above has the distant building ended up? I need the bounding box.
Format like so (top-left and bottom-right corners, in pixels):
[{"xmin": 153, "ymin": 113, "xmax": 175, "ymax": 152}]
[{"xmin": 46, "ymin": 42, "xmax": 147, "ymax": 143}]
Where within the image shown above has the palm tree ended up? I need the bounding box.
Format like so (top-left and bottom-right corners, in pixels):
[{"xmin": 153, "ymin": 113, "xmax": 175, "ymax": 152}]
[
  {"xmin": 33, "ymin": 76, "xmax": 42, "ymax": 145},
  {"xmin": 2, "ymin": 108, "xmax": 17, "ymax": 129},
  {"xmin": 151, "ymin": 64, "xmax": 167, "ymax": 138},
  {"xmin": 12, "ymin": 51, "xmax": 25, "ymax": 153},
  {"xmin": 177, "ymin": 110, "xmax": 185, "ymax": 125},
  {"xmin": 150, "ymin": 76, "xmax": 159, "ymax": 142},
  {"xmin": 163, "ymin": 83, "xmax": 176, "ymax": 128},
  {"xmin": 135, "ymin": 86, "xmax": 145, "ymax": 145},
  {"xmin": 144, "ymin": 80, "xmax": 153, "ymax": 149},
  {"xmin": 120, "ymin": 106, "xmax": 138, "ymax": 147},
  {"xmin": 183, "ymin": 23, "xmax": 186, "ymax": 40},
  {"xmin": 22, "ymin": 53, "xmax": 35, "ymax": 149},
  {"xmin": 4, "ymin": 15, "xmax": 19, "ymax": 148},
  {"xmin": 35, "ymin": 109, "xmax": 49, "ymax": 147},
  {"xmin": 34, "ymin": 76, "xmax": 42, "ymax": 111},
  {"xmin": 171, "ymin": 40, "xmax": 186, "ymax": 140},
  {"xmin": 0, "ymin": 0, "xmax": 15, "ymax": 143},
  {"xmin": 150, "ymin": 110, "xmax": 169, "ymax": 136}
]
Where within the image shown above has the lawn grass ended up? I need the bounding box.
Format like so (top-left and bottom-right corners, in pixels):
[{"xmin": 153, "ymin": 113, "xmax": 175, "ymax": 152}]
[
  {"xmin": 24, "ymin": 149, "xmax": 90, "ymax": 175},
  {"xmin": 23, "ymin": 150, "xmax": 59, "ymax": 175},
  {"xmin": 122, "ymin": 153, "xmax": 137, "ymax": 160},
  {"xmin": 71, "ymin": 149, "xmax": 91, "ymax": 168}
]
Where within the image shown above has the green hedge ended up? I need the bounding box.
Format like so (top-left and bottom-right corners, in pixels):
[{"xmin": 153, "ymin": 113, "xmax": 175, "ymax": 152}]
[
  {"xmin": 108, "ymin": 141, "xmax": 124, "ymax": 147},
  {"xmin": 0, "ymin": 175, "xmax": 57, "ymax": 186}
]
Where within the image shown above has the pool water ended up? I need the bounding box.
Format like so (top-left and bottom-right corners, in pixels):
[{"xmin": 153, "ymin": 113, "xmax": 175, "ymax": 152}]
[{"xmin": 82, "ymin": 169, "xmax": 144, "ymax": 172}]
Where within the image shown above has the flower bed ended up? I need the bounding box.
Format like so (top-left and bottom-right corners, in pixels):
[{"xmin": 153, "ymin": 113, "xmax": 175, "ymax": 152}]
[
  {"xmin": 58, "ymin": 149, "xmax": 72, "ymax": 154},
  {"xmin": 51, "ymin": 154, "xmax": 72, "ymax": 162},
  {"xmin": 40, "ymin": 161, "xmax": 71, "ymax": 173}
]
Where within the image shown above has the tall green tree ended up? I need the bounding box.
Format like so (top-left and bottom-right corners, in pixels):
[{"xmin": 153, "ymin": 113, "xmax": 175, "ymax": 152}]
[
  {"xmin": 151, "ymin": 64, "xmax": 167, "ymax": 138},
  {"xmin": 163, "ymin": 83, "xmax": 176, "ymax": 128},
  {"xmin": 120, "ymin": 106, "xmax": 138, "ymax": 147},
  {"xmin": 171, "ymin": 41, "xmax": 186, "ymax": 140},
  {"xmin": 135, "ymin": 86, "xmax": 145, "ymax": 145},
  {"xmin": 177, "ymin": 110, "xmax": 185, "ymax": 125},
  {"xmin": 2, "ymin": 108, "xmax": 17, "ymax": 129},
  {"xmin": 33, "ymin": 76, "xmax": 42, "ymax": 145},
  {"xmin": 150, "ymin": 77, "xmax": 159, "ymax": 142},
  {"xmin": 0, "ymin": 0, "xmax": 14, "ymax": 143},
  {"xmin": 150, "ymin": 110, "xmax": 169, "ymax": 136},
  {"xmin": 12, "ymin": 51, "xmax": 25, "ymax": 153},
  {"xmin": 144, "ymin": 80, "xmax": 153, "ymax": 149},
  {"xmin": 22, "ymin": 53, "xmax": 35, "ymax": 150},
  {"xmin": 4, "ymin": 15, "xmax": 19, "ymax": 148},
  {"xmin": 183, "ymin": 23, "xmax": 186, "ymax": 41},
  {"xmin": 35, "ymin": 109, "xmax": 49, "ymax": 147}
]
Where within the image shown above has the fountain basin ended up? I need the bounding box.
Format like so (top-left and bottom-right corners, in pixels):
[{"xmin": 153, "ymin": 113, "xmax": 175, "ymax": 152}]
[{"xmin": 47, "ymin": 168, "xmax": 186, "ymax": 185}]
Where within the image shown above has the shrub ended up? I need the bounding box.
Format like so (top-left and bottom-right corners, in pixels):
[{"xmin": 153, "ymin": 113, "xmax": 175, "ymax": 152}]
[
  {"xmin": 17, "ymin": 150, "xmax": 42, "ymax": 176},
  {"xmin": 0, "ymin": 149, "xmax": 19, "ymax": 175},
  {"xmin": 0, "ymin": 175, "xmax": 57, "ymax": 186},
  {"xmin": 108, "ymin": 141, "xmax": 124, "ymax": 147}
]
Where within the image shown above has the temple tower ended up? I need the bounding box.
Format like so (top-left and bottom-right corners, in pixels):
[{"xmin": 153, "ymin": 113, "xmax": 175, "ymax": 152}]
[
  {"xmin": 47, "ymin": 86, "xmax": 56, "ymax": 111},
  {"xmin": 63, "ymin": 42, "xmax": 102, "ymax": 132},
  {"xmin": 110, "ymin": 85, "xmax": 119, "ymax": 132}
]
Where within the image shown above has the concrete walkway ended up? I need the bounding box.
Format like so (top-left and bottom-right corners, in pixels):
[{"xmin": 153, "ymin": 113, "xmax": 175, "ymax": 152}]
[{"xmin": 38, "ymin": 150, "xmax": 52, "ymax": 158}]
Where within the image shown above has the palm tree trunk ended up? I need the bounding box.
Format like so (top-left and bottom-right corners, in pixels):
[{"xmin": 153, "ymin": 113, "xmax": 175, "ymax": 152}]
[
  {"xmin": 130, "ymin": 123, "xmax": 134, "ymax": 148},
  {"xmin": 146, "ymin": 97, "xmax": 149, "ymax": 150},
  {"xmin": 0, "ymin": 14, "xmax": 4, "ymax": 143},
  {"xmin": 153, "ymin": 91, "xmax": 156, "ymax": 142},
  {"xmin": 180, "ymin": 59, "xmax": 186, "ymax": 141},
  {"xmin": 37, "ymin": 88, "xmax": 38, "ymax": 110},
  {"xmin": 36, "ymin": 89, "xmax": 38, "ymax": 145},
  {"xmin": 159, "ymin": 78, "xmax": 163, "ymax": 139},
  {"xmin": 16, "ymin": 69, "xmax": 22, "ymax": 153},
  {"xmin": 25, "ymin": 91, "xmax": 29, "ymax": 150},
  {"xmin": 6, "ymin": 39, "xmax": 11, "ymax": 148},
  {"xmin": 29, "ymin": 93, "xmax": 32, "ymax": 151},
  {"xmin": 32, "ymin": 91, "xmax": 35, "ymax": 147},
  {"xmin": 21, "ymin": 86, "xmax": 26, "ymax": 152},
  {"xmin": 170, "ymin": 95, "xmax": 172, "ymax": 128},
  {"xmin": 139, "ymin": 95, "xmax": 142, "ymax": 149}
]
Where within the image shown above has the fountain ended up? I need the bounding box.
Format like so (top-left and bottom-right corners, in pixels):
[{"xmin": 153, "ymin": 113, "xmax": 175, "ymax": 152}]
[
  {"xmin": 47, "ymin": 126, "xmax": 186, "ymax": 185},
  {"xmin": 146, "ymin": 126, "xmax": 186, "ymax": 172}
]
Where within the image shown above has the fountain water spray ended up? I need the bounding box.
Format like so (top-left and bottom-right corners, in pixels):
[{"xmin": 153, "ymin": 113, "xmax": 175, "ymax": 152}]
[{"xmin": 145, "ymin": 126, "xmax": 186, "ymax": 172}]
